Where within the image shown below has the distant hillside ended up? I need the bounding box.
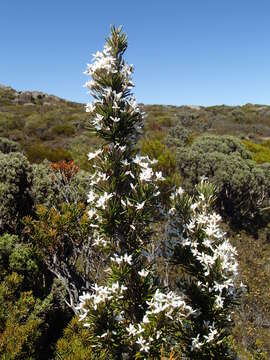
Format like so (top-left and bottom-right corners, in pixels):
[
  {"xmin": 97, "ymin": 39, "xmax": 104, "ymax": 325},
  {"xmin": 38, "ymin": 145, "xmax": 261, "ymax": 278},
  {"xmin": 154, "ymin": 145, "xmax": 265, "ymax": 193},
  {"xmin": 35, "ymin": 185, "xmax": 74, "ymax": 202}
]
[{"xmin": 1, "ymin": 84, "xmax": 270, "ymax": 167}]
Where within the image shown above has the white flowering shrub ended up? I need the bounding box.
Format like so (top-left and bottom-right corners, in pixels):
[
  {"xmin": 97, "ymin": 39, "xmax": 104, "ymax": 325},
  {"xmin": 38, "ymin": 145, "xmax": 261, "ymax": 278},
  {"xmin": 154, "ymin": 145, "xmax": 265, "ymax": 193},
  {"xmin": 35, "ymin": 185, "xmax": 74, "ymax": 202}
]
[
  {"xmin": 76, "ymin": 26, "xmax": 195, "ymax": 359},
  {"xmin": 75, "ymin": 26, "xmax": 243, "ymax": 359},
  {"xmin": 165, "ymin": 179, "xmax": 245, "ymax": 359}
]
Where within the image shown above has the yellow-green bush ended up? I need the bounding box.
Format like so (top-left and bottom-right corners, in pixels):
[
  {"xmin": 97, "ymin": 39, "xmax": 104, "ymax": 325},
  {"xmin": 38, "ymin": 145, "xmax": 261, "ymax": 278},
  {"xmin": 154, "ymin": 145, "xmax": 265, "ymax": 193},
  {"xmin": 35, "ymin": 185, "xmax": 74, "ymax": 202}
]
[
  {"xmin": 51, "ymin": 124, "xmax": 75, "ymax": 136},
  {"xmin": 25, "ymin": 143, "xmax": 72, "ymax": 163},
  {"xmin": 55, "ymin": 317, "xmax": 93, "ymax": 359},
  {"xmin": 243, "ymin": 140, "xmax": 270, "ymax": 164}
]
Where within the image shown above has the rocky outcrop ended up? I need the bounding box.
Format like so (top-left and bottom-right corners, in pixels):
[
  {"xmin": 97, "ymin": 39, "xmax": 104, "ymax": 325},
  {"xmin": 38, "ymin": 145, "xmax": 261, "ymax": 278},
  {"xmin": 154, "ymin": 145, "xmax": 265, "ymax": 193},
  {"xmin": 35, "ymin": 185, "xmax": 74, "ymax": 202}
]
[
  {"xmin": 0, "ymin": 83, "xmax": 65, "ymax": 106},
  {"xmin": 13, "ymin": 90, "xmax": 63, "ymax": 105}
]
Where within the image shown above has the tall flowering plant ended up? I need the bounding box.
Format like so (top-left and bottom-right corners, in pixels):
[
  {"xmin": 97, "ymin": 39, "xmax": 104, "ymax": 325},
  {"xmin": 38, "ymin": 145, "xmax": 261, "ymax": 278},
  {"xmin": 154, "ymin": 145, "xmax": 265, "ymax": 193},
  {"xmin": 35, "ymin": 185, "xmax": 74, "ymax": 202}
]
[
  {"xmin": 165, "ymin": 180, "xmax": 245, "ymax": 359},
  {"xmin": 76, "ymin": 26, "xmax": 194, "ymax": 358}
]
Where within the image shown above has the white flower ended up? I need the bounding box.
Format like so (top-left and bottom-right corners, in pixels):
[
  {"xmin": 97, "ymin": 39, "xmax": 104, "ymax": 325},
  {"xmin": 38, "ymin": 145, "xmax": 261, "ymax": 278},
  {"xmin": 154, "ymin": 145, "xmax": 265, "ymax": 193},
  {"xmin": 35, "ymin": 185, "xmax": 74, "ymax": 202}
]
[
  {"xmin": 191, "ymin": 334, "xmax": 203, "ymax": 351},
  {"xmin": 215, "ymin": 294, "xmax": 224, "ymax": 308},
  {"xmin": 84, "ymin": 80, "xmax": 95, "ymax": 89},
  {"xmin": 133, "ymin": 155, "xmax": 149, "ymax": 168},
  {"xmin": 87, "ymin": 190, "xmax": 96, "ymax": 203},
  {"xmin": 135, "ymin": 201, "xmax": 145, "ymax": 210},
  {"xmin": 88, "ymin": 208, "xmax": 97, "ymax": 219},
  {"xmin": 88, "ymin": 149, "xmax": 102, "ymax": 161},
  {"xmin": 136, "ymin": 337, "xmax": 150, "ymax": 353},
  {"xmin": 112, "ymin": 101, "xmax": 120, "ymax": 110},
  {"xmin": 204, "ymin": 327, "xmax": 218, "ymax": 343},
  {"xmin": 96, "ymin": 192, "xmax": 113, "ymax": 209},
  {"xmin": 110, "ymin": 253, "xmax": 132, "ymax": 265},
  {"xmin": 176, "ymin": 187, "xmax": 185, "ymax": 196},
  {"xmin": 92, "ymin": 234, "xmax": 107, "ymax": 247},
  {"xmin": 121, "ymin": 159, "xmax": 129, "ymax": 166},
  {"xmin": 123, "ymin": 253, "xmax": 133, "ymax": 265},
  {"xmin": 140, "ymin": 168, "xmax": 153, "ymax": 182},
  {"xmin": 92, "ymin": 113, "xmax": 104, "ymax": 129},
  {"xmin": 138, "ymin": 269, "xmax": 149, "ymax": 278},
  {"xmin": 85, "ymin": 102, "xmax": 95, "ymax": 113},
  {"xmin": 110, "ymin": 116, "xmax": 121, "ymax": 123},
  {"xmin": 155, "ymin": 171, "xmax": 165, "ymax": 181},
  {"xmin": 126, "ymin": 324, "xmax": 137, "ymax": 336},
  {"xmin": 143, "ymin": 315, "xmax": 150, "ymax": 323}
]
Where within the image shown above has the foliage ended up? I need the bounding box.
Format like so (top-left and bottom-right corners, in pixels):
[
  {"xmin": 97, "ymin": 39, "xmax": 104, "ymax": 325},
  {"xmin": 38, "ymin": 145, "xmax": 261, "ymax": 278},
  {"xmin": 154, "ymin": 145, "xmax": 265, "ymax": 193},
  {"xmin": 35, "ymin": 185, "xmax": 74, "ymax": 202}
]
[
  {"xmin": 24, "ymin": 202, "xmax": 96, "ymax": 311},
  {"xmin": 51, "ymin": 124, "xmax": 75, "ymax": 136},
  {"xmin": 164, "ymin": 181, "xmax": 244, "ymax": 358},
  {"xmin": 55, "ymin": 317, "xmax": 93, "ymax": 359},
  {"xmin": 0, "ymin": 152, "xmax": 33, "ymax": 234},
  {"xmin": 0, "ymin": 233, "xmax": 71, "ymax": 359},
  {"xmin": 0, "ymin": 27, "xmax": 269, "ymax": 360},
  {"xmin": 31, "ymin": 160, "xmax": 89, "ymax": 208},
  {"xmin": 175, "ymin": 135, "xmax": 270, "ymax": 230},
  {"xmin": 0, "ymin": 137, "xmax": 21, "ymax": 154},
  {"xmin": 0, "ymin": 234, "xmax": 41, "ymax": 293},
  {"xmin": 0, "ymin": 285, "xmax": 68, "ymax": 360},
  {"xmin": 230, "ymin": 226, "xmax": 270, "ymax": 358},
  {"xmin": 243, "ymin": 139, "xmax": 270, "ymax": 164},
  {"xmin": 50, "ymin": 160, "xmax": 80, "ymax": 180},
  {"xmin": 166, "ymin": 123, "xmax": 194, "ymax": 148},
  {"xmin": 75, "ymin": 26, "xmax": 194, "ymax": 358},
  {"xmin": 25, "ymin": 142, "xmax": 72, "ymax": 163}
]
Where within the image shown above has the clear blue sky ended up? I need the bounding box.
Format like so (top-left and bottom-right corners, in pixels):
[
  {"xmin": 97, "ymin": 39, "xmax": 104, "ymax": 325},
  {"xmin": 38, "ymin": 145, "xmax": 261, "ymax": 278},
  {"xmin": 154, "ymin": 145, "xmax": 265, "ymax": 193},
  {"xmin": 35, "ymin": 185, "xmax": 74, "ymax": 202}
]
[{"xmin": 1, "ymin": 0, "xmax": 269, "ymax": 105}]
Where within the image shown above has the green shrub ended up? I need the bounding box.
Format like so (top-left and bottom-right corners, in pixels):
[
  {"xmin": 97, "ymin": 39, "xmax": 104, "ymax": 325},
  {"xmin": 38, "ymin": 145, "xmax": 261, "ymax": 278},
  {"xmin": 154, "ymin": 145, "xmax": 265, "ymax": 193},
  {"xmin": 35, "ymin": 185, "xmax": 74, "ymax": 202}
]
[
  {"xmin": 243, "ymin": 140, "xmax": 270, "ymax": 164},
  {"xmin": 31, "ymin": 160, "xmax": 89, "ymax": 208},
  {"xmin": 190, "ymin": 134, "xmax": 252, "ymax": 159},
  {"xmin": 51, "ymin": 124, "xmax": 75, "ymax": 136},
  {"xmin": 55, "ymin": 317, "xmax": 93, "ymax": 359},
  {"xmin": 25, "ymin": 143, "xmax": 72, "ymax": 163},
  {"xmin": 231, "ymin": 228, "xmax": 270, "ymax": 358},
  {"xmin": 0, "ymin": 137, "xmax": 21, "ymax": 154},
  {"xmin": 0, "ymin": 233, "xmax": 71, "ymax": 359},
  {"xmin": 0, "ymin": 114, "xmax": 25, "ymax": 132},
  {"xmin": 0, "ymin": 152, "xmax": 33, "ymax": 234},
  {"xmin": 166, "ymin": 123, "xmax": 194, "ymax": 147},
  {"xmin": 0, "ymin": 285, "xmax": 69, "ymax": 360},
  {"xmin": 176, "ymin": 136, "xmax": 270, "ymax": 229},
  {"xmin": 23, "ymin": 202, "xmax": 95, "ymax": 311},
  {"xmin": 0, "ymin": 234, "xmax": 40, "ymax": 291}
]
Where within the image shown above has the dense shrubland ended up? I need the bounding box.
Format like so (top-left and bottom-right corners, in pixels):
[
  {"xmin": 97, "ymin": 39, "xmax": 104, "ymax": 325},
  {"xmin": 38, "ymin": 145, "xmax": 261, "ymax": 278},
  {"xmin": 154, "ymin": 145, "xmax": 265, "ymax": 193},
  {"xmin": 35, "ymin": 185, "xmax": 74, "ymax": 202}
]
[{"xmin": 0, "ymin": 29, "xmax": 269, "ymax": 359}]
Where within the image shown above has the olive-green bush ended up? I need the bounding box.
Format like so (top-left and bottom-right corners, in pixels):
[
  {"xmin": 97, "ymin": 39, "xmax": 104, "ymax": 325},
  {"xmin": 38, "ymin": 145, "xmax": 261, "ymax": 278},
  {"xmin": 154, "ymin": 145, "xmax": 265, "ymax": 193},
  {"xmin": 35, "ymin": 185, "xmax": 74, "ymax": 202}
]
[
  {"xmin": 0, "ymin": 233, "xmax": 71, "ymax": 359},
  {"xmin": 31, "ymin": 160, "xmax": 89, "ymax": 208},
  {"xmin": 0, "ymin": 137, "xmax": 21, "ymax": 154},
  {"xmin": 0, "ymin": 152, "xmax": 33, "ymax": 234},
  {"xmin": 181, "ymin": 134, "xmax": 252, "ymax": 159},
  {"xmin": 166, "ymin": 123, "xmax": 194, "ymax": 147},
  {"xmin": 25, "ymin": 143, "xmax": 72, "ymax": 163},
  {"xmin": 55, "ymin": 317, "xmax": 93, "ymax": 359},
  {"xmin": 0, "ymin": 234, "xmax": 40, "ymax": 292}
]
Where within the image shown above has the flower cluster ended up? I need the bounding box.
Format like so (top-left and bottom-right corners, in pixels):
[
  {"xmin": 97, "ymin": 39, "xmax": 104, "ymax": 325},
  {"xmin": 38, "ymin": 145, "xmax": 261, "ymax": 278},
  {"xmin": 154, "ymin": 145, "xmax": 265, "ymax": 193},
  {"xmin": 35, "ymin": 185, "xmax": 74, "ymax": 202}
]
[
  {"xmin": 84, "ymin": 43, "xmax": 116, "ymax": 77},
  {"xmin": 76, "ymin": 281, "xmax": 127, "ymax": 318},
  {"xmin": 164, "ymin": 180, "xmax": 244, "ymax": 356},
  {"xmin": 124, "ymin": 289, "xmax": 195, "ymax": 354}
]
